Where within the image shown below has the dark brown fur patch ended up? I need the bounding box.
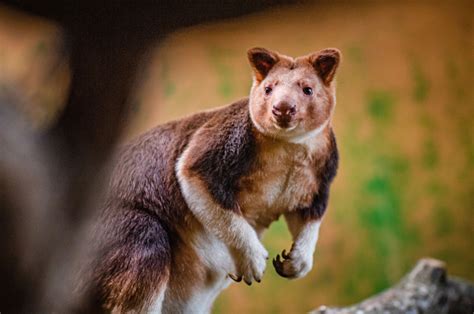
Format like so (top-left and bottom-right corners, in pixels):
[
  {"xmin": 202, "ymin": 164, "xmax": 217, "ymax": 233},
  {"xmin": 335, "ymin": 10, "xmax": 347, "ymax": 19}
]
[
  {"xmin": 298, "ymin": 129, "xmax": 339, "ymax": 221},
  {"xmin": 186, "ymin": 99, "xmax": 257, "ymax": 212}
]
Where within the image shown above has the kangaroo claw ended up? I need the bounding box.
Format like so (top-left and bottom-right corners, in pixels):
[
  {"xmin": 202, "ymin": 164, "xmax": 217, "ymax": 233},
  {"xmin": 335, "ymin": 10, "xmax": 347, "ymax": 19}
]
[
  {"xmin": 282, "ymin": 249, "xmax": 291, "ymax": 259},
  {"xmin": 228, "ymin": 273, "xmax": 242, "ymax": 282}
]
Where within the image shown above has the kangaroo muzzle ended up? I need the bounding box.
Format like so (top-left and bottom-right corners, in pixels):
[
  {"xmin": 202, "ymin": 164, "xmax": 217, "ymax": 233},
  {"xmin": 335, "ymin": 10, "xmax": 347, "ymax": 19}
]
[{"xmin": 272, "ymin": 101, "xmax": 296, "ymax": 128}]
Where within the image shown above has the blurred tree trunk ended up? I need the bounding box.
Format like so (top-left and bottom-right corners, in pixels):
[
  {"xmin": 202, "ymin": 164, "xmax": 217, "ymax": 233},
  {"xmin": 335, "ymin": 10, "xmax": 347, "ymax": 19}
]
[
  {"xmin": 312, "ymin": 258, "xmax": 474, "ymax": 314},
  {"xmin": 0, "ymin": 0, "xmax": 294, "ymax": 312}
]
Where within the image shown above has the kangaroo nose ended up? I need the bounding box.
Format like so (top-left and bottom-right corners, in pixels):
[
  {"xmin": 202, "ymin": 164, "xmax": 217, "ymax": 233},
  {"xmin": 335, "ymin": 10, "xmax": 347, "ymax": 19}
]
[{"xmin": 272, "ymin": 102, "xmax": 296, "ymax": 118}]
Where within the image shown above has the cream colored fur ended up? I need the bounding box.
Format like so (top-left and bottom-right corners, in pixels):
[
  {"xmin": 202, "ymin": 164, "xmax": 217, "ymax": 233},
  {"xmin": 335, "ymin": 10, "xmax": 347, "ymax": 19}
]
[
  {"xmin": 284, "ymin": 212, "xmax": 322, "ymax": 278},
  {"xmin": 176, "ymin": 142, "xmax": 268, "ymax": 282}
]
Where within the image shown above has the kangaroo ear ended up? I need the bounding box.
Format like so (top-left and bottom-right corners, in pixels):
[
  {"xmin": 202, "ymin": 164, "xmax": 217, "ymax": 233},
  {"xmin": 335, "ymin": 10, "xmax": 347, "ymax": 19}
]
[
  {"xmin": 310, "ymin": 48, "xmax": 341, "ymax": 85},
  {"xmin": 247, "ymin": 47, "xmax": 279, "ymax": 82}
]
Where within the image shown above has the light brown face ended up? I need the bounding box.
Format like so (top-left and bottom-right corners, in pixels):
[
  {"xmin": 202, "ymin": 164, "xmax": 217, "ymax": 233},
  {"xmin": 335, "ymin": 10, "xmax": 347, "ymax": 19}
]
[{"xmin": 247, "ymin": 47, "xmax": 341, "ymax": 140}]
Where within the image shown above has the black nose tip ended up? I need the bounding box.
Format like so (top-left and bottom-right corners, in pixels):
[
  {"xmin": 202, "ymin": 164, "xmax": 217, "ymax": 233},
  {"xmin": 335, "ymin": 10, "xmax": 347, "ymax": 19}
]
[{"xmin": 272, "ymin": 102, "xmax": 296, "ymax": 117}]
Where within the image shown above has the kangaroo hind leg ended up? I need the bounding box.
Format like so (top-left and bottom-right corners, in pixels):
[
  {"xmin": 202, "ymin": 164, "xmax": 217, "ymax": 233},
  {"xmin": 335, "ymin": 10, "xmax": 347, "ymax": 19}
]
[{"xmin": 92, "ymin": 209, "xmax": 171, "ymax": 313}]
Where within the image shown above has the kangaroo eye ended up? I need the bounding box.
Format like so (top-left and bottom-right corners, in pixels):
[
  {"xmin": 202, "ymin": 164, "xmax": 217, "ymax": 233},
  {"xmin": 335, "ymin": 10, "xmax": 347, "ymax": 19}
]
[
  {"xmin": 264, "ymin": 86, "xmax": 273, "ymax": 95},
  {"xmin": 303, "ymin": 87, "xmax": 313, "ymax": 96}
]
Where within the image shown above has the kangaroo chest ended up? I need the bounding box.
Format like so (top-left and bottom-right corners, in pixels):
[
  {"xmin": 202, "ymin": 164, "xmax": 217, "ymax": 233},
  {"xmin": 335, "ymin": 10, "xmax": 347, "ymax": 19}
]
[{"xmin": 237, "ymin": 140, "xmax": 321, "ymax": 229}]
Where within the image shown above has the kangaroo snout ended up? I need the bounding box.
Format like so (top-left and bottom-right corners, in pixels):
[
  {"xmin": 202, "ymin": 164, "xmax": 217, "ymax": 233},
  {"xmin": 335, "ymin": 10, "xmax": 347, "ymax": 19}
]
[{"xmin": 272, "ymin": 101, "xmax": 296, "ymax": 127}]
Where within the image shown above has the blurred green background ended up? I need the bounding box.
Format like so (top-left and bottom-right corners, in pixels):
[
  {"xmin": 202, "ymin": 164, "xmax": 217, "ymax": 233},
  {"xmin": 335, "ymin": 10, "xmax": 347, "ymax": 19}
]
[{"xmin": 0, "ymin": 1, "xmax": 472, "ymax": 313}]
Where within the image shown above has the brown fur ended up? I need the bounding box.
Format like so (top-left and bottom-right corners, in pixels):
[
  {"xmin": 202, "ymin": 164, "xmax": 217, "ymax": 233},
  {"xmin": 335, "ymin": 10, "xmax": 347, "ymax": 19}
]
[{"xmin": 86, "ymin": 47, "xmax": 341, "ymax": 312}]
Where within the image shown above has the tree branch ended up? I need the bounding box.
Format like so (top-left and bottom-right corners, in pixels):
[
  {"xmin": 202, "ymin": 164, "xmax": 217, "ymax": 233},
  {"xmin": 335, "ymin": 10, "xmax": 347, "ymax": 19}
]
[{"xmin": 312, "ymin": 258, "xmax": 474, "ymax": 314}]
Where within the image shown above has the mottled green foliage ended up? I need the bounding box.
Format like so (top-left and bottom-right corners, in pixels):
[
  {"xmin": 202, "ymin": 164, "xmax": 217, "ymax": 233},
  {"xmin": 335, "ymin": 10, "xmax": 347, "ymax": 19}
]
[
  {"xmin": 411, "ymin": 60, "xmax": 430, "ymax": 103},
  {"xmin": 445, "ymin": 58, "xmax": 474, "ymax": 167},
  {"xmin": 367, "ymin": 90, "xmax": 395, "ymax": 120},
  {"xmin": 422, "ymin": 138, "xmax": 439, "ymax": 169},
  {"xmin": 445, "ymin": 57, "xmax": 467, "ymax": 102},
  {"xmin": 361, "ymin": 157, "xmax": 409, "ymax": 237},
  {"xmin": 433, "ymin": 204, "xmax": 453, "ymax": 236},
  {"xmin": 353, "ymin": 154, "xmax": 417, "ymax": 293},
  {"xmin": 348, "ymin": 84, "xmax": 421, "ymax": 298}
]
